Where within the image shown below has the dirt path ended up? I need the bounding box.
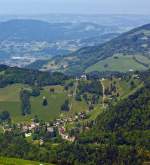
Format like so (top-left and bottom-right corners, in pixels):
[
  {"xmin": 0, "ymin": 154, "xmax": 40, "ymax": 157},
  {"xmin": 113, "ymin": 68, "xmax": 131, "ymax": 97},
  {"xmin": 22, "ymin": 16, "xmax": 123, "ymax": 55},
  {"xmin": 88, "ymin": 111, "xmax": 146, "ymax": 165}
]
[
  {"xmin": 100, "ymin": 79, "xmax": 106, "ymax": 108},
  {"xmin": 70, "ymin": 79, "xmax": 79, "ymax": 111}
]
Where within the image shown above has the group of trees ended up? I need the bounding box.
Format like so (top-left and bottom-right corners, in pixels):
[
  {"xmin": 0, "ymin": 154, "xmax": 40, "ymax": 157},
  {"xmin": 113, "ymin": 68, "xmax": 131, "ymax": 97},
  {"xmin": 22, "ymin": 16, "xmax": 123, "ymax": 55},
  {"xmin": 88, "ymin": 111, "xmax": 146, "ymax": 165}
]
[
  {"xmin": 78, "ymin": 80, "xmax": 102, "ymax": 95},
  {"xmin": 0, "ymin": 65, "xmax": 69, "ymax": 88},
  {"xmin": 0, "ymin": 131, "xmax": 145, "ymax": 165},
  {"xmin": 57, "ymin": 143, "xmax": 143, "ymax": 165},
  {"xmin": 20, "ymin": 85, "xmax": 52, "ymax": 115},
  {"xmin": 0, "ymin": 111, "xmax": 10, "ymax": 122},
  {"xmin": 75, "ymin": 80, "xmax": 103, "ymax": 109},
  {"xmin": 61, "ymin": 100, "xmax": 70, "ymax": 111},
  {"xmin": 20, "ymin": 89, "xmax": 31, "ymax": 115},
  {"xmin": 0, "ymin": 132, "xmax": 56, "ymax": 164},
  {"xmin": 30, "ymin": 86, "xmax": 40, "ymax": 97},
  {"xmin": 42, "ymin": 97, "xmax": 48, "ymax": 106}
]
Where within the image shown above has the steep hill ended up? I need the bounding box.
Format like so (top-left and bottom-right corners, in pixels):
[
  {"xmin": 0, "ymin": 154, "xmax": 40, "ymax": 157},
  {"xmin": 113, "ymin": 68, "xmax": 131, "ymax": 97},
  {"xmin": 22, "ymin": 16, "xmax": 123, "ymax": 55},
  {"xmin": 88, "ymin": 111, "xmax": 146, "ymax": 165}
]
[
  {"xmin": 96, "ymin": 70, "xmax": 150, "ymax": 132},
  {"xmin": 44, "ymin": 23, "xmax": 150, "ymax": 75}
]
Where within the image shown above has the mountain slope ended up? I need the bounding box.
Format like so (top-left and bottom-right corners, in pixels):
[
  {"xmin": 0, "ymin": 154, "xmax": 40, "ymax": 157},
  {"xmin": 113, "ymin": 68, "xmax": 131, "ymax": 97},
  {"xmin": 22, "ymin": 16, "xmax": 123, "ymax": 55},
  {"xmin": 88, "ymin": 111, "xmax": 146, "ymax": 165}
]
[
  {"xmin": 46, "ymin": 23, "xmax": 150, "ymax": 74},
  {"xmin": 96, "ymin": 71, "xmax": 150, "ymax": 132}
]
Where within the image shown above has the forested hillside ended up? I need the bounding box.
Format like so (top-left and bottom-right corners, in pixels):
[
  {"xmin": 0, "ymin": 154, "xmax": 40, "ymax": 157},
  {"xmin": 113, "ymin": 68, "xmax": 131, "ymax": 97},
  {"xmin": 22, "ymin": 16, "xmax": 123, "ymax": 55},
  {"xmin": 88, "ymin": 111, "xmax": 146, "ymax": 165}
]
[
  {"xmin": 44, "ymin": 23, "xmax": 150, "ymax": 74},
  {"xmin": 55, "ymin": 71, "xmax": 150, "ymax": 165}
]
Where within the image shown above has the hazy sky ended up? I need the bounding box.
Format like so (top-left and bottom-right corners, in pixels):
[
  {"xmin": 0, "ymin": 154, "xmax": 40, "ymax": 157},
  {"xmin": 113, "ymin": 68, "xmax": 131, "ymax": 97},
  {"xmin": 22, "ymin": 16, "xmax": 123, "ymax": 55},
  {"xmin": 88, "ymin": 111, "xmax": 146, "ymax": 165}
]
[{"xmin": 0, "ymin": 0, "xmax": 150, "ymax": 15}]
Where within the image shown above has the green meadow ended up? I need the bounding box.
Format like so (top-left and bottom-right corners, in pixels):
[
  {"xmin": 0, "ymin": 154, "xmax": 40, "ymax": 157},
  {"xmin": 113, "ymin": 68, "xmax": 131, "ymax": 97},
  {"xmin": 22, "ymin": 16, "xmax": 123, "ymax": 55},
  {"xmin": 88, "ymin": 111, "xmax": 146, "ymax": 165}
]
[
  {"xmin": 0, "ymin": 84, "xmax": 88, "ymax": 123},
  {"xmin": 86, "ymin": 55, "xmax": 150, "ymax": 73},
  {"xmin": 0, "ymin": 157, "xmax": 54, "ymax": 165}
]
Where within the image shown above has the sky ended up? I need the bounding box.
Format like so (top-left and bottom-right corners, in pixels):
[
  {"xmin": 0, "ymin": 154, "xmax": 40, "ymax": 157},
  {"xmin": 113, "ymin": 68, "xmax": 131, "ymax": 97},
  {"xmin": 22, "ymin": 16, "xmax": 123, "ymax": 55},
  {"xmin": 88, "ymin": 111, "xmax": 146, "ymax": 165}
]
[{"xmin": 0, "ymin": 0, "xmax": 150, "ymax": 15}]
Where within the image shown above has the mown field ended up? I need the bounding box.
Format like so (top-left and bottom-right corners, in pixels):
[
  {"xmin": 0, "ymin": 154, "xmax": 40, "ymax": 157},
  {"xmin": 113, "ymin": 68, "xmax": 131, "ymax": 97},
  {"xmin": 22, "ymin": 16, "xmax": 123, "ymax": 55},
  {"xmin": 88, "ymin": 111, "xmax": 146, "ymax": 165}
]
[
  {"xmin": 0, "ymin": 84, "xmax": 88, "ymax": 123},
  {"xmin": 0, "ymin": 157, "xmax": 54, "ymax": 165},
  {"xmin": 86, "ymin": 54, "xmax": 150, "ymax": 73}
]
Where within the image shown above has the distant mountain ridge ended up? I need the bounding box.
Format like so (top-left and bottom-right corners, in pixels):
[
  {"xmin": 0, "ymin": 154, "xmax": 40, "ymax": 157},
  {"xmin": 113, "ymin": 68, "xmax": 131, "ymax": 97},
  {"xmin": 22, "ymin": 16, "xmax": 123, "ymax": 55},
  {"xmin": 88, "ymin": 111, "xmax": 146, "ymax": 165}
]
[
  {"xmin": 0, "ymin": 19, "xmax": 122, "ymax": 66},
  {"xmin": 41, "ymin": 23, "xmax": 150, "ymax": 74},
  {"xmin": 0, "ymin": 19, "xmax": 119, "ymax": 42}
]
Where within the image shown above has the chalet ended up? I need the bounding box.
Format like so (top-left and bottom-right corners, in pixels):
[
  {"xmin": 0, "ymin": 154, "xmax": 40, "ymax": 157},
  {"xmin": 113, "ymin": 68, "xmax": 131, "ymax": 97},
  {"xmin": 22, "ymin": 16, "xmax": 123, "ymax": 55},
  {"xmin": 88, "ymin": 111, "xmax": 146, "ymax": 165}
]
[
  {"xmin": 40, "ymin": 139, "xmax": 44, "ymax": 145},
  {"xmin": 80, "ymin": 74, "xmax": 87, "ymax": 80},
  {"xmin": 129, "ymin": 69, "xmax": 134, "ymax": 72},
  {"xmin": 133, "ymin": 74, "xmax": 140, "ymax": 79},
  {"xmin": 4, "ymin": 128, "xmax": 12, "ymax": 132},
  {"xmin": 22, "ymin": 126, "xmax": 28, "ymax": 132},
  {"xmin": 47, "ymin": 127, "xmax": 54, "ymax": 133},
  {"xmin": 25, "ymin": 133, "xmax": 32, "ymax": 137}
]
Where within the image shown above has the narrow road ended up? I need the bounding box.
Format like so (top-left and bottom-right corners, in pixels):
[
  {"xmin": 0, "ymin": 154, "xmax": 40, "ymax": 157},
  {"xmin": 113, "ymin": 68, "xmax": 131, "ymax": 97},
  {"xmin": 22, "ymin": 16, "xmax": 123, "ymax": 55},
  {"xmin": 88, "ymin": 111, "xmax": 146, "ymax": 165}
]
[
  {"xmin": 73, "ymin": 79, "xmax": 78, "ymax": 97},
  {"xmin": 100, "ymin": 79, "xmax": 106, "ymax": 108},
  {"xmin": 70, "ymin": 79, "xmax": 79, "ymax": 111}
]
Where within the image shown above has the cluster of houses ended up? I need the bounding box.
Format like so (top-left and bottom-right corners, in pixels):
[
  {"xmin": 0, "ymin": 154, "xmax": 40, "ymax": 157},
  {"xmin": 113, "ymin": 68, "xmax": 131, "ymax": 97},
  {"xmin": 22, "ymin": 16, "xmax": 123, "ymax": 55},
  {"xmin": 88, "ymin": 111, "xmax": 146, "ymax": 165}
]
[
  {"xmin": 3, "ymin": 121, "xmax": 55, "ymax": 143},
  {"xmin": 2, "ymin": 111, "xmax": 88, "ymax": 143},
  {"xmin": 53, "ymin": 112, "xmax": 88, "ymax": 142},
  {"xmin": 53, "ymin": 112, "xmax": 87, "ymax": 127}
]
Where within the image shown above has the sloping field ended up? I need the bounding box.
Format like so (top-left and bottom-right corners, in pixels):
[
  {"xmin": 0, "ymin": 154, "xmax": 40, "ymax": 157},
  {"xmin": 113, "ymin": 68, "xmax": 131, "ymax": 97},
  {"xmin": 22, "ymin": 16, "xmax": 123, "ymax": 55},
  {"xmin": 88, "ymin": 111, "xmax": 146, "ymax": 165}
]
[
  {"xmin": 86, "ymin": 55, "xmax": 150, "ymax": 73},
  {"xmin": 0, "ymin": 84, "xmax": 88, "ymax": 122}
]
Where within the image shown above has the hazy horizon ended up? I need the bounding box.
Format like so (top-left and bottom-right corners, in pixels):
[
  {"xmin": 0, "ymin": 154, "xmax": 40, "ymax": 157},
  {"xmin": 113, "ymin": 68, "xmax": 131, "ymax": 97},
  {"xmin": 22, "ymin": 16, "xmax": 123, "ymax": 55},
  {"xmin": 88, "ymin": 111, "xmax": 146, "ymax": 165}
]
[{"xmin": 0, "ymin": 0, "xmax": 150, "ymax": 15}]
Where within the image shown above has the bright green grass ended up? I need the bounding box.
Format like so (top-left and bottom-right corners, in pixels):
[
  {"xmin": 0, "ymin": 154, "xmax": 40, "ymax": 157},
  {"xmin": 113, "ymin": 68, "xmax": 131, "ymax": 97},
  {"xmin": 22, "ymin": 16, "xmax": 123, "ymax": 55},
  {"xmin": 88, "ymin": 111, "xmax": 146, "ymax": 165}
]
[
  {"xmin": 30, "ymin": 86, "xmax": 67, "ymax": 121},
  {"xmin": 69, "ymin": 99, "xmax": 87, "ymax": 114},
  {"xmin": 0, "ymin": 157, "xmax": 53, "ymax": 165},
  {"xmin": 113, "ymin": 77, "xmax": 142, "ymax": 99},
  {"xmin": 0, "ymin": 84, "xmax": 31, "ymax": 122},
  {"xmin": 0, "ymin": 84, "xmax": 67, "ymax": 122},
  {"xmin": 0, "ymin": 84, "xmax": 28, "ymax": 102},
  {"xmin": 101, "ymin": 77, "xmax": 143, "ymax": 105},
  {"xmin": 86, "ymin": 55, "xmax": 148, "ymax": 73},
  {"xmin": 88, "ymin": 105, "xmax": 104, "ymax": 121},
  {"xmin": 0, "ymin": 84, "xmax": 89, "ymax": 123},
  {"xmin": 60, "ymin": 98, "xmax": 88, "ymax": 119},
  {"xmin": 121, "ymin": 83, "xmax": 144, "ymax": 100}
]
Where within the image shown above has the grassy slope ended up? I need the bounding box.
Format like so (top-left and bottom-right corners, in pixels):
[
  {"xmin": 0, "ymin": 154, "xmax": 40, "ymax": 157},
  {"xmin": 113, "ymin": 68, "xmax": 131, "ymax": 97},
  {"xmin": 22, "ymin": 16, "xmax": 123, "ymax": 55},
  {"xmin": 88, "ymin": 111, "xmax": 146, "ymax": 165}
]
[
  {"xmin": 0, "ymin": 84, "xmax": 67, "ymax": 122},
  {"xmin": 30, "ymin": 86, "xmax": 67, "ymax": 121},
  {"xmin": 0, "ymin": 78, "xmax": 142, "ymax": 123},
  {"xmin": 0, "ymin": 84, "xmax": 30, "ymax": 122},
  {"xmin": 102, "ymin": 76, "xmax": 143, "ymax": 101},
  {"xmin": 86, "ymin": 55, "xmax": 149, "ymax": 73},
  {"xmin": 88, "ymin": 105, "xmax": 104, "ymax": 121},
  {"xmin": 0, "ymin": 157, "xmax": 53, "ymax": 165},
  {"xmin": 0, "ymin": 84, "xmax": 88, "ymax": 123}
]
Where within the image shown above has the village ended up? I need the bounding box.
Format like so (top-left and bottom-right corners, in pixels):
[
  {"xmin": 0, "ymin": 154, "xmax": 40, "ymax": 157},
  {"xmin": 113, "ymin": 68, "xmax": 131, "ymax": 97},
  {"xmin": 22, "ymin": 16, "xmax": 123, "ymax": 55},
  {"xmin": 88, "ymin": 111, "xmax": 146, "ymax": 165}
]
[{"xmin": 1, "ymin": 110, "xmax": 88, "ymax": 144}]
